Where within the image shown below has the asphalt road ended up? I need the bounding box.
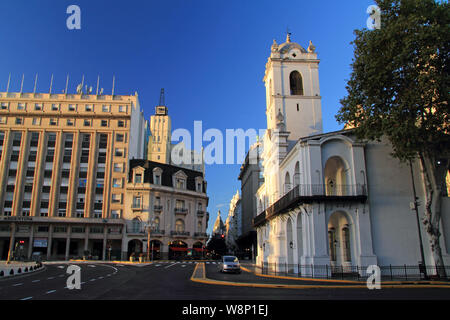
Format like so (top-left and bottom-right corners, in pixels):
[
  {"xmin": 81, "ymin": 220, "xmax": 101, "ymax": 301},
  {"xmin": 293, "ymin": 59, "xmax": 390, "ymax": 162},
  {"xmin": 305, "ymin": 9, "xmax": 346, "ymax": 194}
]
[{"xmin": 0, "ymin": 261, "xmax": 449, "ymax": 300}]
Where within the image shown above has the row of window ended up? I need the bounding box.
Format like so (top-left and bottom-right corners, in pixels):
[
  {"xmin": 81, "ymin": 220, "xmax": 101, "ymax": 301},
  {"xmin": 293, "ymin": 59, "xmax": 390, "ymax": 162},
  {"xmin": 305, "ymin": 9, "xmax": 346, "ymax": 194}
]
[
  {"xmin": 0, "ymin": 117, "xmax": 127, "ymax": 128},
  {"xmin": 132, "ymin": 170, "xmax": 204, "ymax": 193},
  {"xmin": 129, "ymin": 217, "xmax": 204, "ymax": 234},
  {"xmin": 0, "ymin": 102, "xmax": 128, "ymax": 113}
]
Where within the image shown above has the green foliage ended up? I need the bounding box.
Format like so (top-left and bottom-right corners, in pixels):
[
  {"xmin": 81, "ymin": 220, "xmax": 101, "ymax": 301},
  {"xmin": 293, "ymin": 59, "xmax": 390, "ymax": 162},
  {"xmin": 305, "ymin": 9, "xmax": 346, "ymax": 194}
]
[{"xmin": 336, "ymin": 0, "xmax": 449, "ymax": 162}]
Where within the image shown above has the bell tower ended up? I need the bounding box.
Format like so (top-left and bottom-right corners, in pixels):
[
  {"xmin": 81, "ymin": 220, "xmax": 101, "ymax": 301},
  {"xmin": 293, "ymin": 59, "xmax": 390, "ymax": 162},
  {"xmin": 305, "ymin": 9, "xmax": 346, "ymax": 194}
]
[{"xmin": 263, "ymin": 34, "xmax": 323, "ymax": 140}]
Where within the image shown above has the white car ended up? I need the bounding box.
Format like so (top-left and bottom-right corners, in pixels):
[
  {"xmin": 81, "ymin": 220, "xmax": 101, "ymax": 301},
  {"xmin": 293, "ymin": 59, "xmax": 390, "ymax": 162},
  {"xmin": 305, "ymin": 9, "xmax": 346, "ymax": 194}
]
[{"xmin": 220, "ymin": 256, "xmax": 241, "ymax": 274}]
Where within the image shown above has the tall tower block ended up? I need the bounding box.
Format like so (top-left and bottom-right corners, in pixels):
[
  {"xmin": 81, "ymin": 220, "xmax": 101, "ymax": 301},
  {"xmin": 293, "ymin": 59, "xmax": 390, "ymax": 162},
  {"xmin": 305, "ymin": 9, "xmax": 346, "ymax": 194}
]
[
  {"xmin": 264, "ymin": 34, "xmax": 323, "ymax": 140},
  {"xmin": 147, "ymin": 89, "xmax": 172, "ymax": 163}
]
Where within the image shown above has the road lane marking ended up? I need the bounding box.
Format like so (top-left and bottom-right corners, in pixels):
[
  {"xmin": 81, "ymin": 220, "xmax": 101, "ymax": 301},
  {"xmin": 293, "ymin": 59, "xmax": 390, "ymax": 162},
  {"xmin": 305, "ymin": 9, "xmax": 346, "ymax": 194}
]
[
  {"xmin": 12, "ymin": 283, "xmax": 23, "ymax": 287},
  {"xmin": 181, "ymin": 265, "xmax": 186, "ymax": 268},
  {"xmin": 57, "ymin": 266, "xmax": 64, "ymax": 269},
  {"xmin": 46, "ymin": 290, "xmax": 56, "ymax": 294},
  {"xmin": 47, "ymin": 277, "xmax": 55, "ymax": 280},
  {"xmin": 88, "ymin": 265, "xmax": 96, "ymax": 268},
  {"xmin": 164, "ymin": 263, "xmax": 177, "ymax": 269},
  {"xmin": 20, "ymin": 297, "xmax": 33, "ymax": 300},
  {"xmin": 32, "ymin": 280, "xmax": 40, "ymax": 283}
]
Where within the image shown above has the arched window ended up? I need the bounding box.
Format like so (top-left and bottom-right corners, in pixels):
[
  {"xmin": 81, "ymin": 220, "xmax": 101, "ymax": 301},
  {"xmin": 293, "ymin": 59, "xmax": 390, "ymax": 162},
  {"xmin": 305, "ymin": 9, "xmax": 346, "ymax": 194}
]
[
  {"xmin": 284, "ymin": 172, "xmax": 291, "ymax": 194},
  {"xmin": 290, "ymin": 71, "xmax": 304, "ymax": 95},
  {"xmin": 294, "ymin": 162, "xmax": 300, "ymax": 187},
  {"xmin": 175, "ymin": 219, "xmax": 185, "ymax": 232}
]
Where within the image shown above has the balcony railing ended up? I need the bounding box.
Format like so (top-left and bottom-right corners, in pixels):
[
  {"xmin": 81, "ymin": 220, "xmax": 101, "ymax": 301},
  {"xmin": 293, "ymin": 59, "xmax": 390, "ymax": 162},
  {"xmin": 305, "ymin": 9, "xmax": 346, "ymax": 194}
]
[
  {"xmin": 194, "ymin": 232, "xmax": 208, "ymax": 238},
  {"xmin": 170, "ymin": 231, "xmax": 190, "ymax": 237},
  {"xmin": 126, "ymin": 226, "xmax": 144, "ymax": 234},
  {"xmin": 174, "ymin": 208, "xmax": 188, "ymax": 215},
  {"xmin": 197, "ymin": 210, "xmax": 206, "ymax": 216},
  {"xmin": 253, "ymin": 184, "xmax": 367, "ymax": 227},
  {"xmin": 154, "ymin": 205, "xmax": 163, "ymax": 211},
  {"xmin": 151, "ymin": 229, "xmax": 165, "ymax": 236}
]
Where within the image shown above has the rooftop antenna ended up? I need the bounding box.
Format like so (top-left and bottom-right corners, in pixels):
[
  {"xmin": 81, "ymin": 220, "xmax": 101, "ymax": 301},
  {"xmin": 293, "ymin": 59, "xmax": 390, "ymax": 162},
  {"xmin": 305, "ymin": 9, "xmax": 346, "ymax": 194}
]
[
  {"xmin": 33, "ymin": 73, "xmax": 38, "ymax": 93},
  {"xmin": 159, "ymin": 88, "xmax": 165, "ymax": 106},
  {"xmin": 6, "ymin": 73, "xmax": 11, "ymax": 93},
  {"xmin": 49, "ymin": 74, "xmax": 54, "ymax": 94}
]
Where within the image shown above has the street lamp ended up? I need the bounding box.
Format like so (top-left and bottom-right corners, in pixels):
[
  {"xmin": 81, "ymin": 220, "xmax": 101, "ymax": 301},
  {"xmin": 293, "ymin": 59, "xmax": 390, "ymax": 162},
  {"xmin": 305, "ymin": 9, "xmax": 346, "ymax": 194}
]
[{"xmin": 145, "ymin": 217, "xmax": 156, "ymax": 262}]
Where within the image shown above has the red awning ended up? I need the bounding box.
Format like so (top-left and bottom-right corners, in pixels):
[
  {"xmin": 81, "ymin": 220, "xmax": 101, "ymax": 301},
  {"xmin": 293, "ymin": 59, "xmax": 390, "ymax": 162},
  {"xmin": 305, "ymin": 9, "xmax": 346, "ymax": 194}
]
[{"xmin": 169, "ymin": 247, "xmax": 188, "ymax": 252}]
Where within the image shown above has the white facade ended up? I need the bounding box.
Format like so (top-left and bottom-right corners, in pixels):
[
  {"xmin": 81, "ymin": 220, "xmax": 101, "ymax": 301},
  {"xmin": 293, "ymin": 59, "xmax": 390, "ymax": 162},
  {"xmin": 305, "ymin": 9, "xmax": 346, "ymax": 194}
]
[
  {"xmin": 254, "ymin": 36, "xmax": 450, "ymax": 277},
  {"xmin": 225, "ymin": 190, "xmax": 242, "ymax": 253}
]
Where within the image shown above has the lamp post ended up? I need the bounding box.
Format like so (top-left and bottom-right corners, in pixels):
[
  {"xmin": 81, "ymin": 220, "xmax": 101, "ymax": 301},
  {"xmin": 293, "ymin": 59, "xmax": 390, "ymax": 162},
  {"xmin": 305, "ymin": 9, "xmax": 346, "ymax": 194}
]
[
  {"xmin": 409, "ymin": 159, "xmax": 428, "ymax": 280},
  {"xmin": 146, "ymin": 217, "xmax": 156, "ymax": 262}
]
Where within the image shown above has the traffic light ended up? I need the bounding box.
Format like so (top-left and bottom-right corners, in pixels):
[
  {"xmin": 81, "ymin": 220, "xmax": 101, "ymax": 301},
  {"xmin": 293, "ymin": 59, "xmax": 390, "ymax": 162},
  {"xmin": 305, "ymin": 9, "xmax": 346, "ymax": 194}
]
[{"xmin": 19, "ymin": 240, "xmax": 25, "ymax": 244}]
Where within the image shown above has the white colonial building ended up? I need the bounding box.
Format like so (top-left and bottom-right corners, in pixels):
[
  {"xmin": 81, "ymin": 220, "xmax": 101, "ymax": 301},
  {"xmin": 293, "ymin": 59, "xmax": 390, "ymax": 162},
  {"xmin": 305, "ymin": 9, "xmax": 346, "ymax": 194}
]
[
  {"xmin": 254, "ymin": 34, "xmax": 450, "ymax": 277},
  {"xmin": 225, "ymin": 190, "xmax": 242, "ymax": 254}
]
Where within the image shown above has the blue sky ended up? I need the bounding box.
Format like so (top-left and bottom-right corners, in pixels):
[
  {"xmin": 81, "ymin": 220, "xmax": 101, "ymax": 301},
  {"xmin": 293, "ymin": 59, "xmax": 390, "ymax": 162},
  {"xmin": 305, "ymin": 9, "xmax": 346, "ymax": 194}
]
[{"xmin": 0, "ymin": 0, "xmax": 376, "ymax": 233}]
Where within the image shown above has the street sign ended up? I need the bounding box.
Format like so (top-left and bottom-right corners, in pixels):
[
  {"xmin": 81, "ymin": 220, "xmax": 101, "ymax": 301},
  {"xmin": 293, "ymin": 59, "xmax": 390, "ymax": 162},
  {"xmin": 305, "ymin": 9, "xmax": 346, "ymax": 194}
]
[{"xmin": 33, "ymin": 238, "xmax": 48, "ymax": 248}]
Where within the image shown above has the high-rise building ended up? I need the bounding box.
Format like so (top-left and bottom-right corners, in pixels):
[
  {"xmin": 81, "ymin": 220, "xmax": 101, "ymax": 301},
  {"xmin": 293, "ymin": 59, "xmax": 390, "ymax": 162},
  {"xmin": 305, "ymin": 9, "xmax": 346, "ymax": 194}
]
[
  {"xmin": 0, "ymin": 90, "xmax": 146, "ymax": 261},
  {"xmin": 147, "ymin": 104, "xmax": 171, "ymax": 164},
  {"xmin": 147, "ymin": 92, "xmax": 204, "ymax": 173}
]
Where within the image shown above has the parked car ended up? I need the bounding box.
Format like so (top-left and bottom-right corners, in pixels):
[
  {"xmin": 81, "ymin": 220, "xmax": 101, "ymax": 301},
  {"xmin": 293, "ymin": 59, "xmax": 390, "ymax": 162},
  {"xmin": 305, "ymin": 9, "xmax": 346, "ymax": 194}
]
[{"xmin": 219, "ymin": 255, "xmax": 241, "ymax": 274}]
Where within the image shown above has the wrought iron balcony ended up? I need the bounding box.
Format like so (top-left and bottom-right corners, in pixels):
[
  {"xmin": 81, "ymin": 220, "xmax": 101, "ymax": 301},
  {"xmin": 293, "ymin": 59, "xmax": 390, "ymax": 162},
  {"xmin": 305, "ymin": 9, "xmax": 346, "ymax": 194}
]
[
  {"xmin": 253, "ymin": 184, "xmax": 367, "ymax": 228},
  {"xmin": 170, "ymin": 231, "xmax": 190, "ymax": 237},
  {"xmin": 154, "ymin": 205, "xmax": 163, "ymax": 212},
  {"xmin": 197, "ymin": 210, "xmax": 206, "ymax": 217},
  {"xmin": 174, "ymin": 208, "xmax": 188, "ymax": 215},
  {"xmin": 151, "ymin": 229, "xmax": 165, "ymax": 236},
  {"xmin": 194, "ymin": 232, "xmax": 208, "ymax": 238}
]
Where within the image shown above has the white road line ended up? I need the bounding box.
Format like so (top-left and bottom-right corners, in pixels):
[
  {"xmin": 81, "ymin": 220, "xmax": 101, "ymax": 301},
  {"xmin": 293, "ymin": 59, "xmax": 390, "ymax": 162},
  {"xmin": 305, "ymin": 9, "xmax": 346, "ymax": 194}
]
[
  {"xmin": 47, "ymin": 277, "xmax": 55, "ymax": 280},
  {"xmin": 57, "ymin": 266, "xmax": 64, "ymax": 269},
  {"xmin": 46, "ymin": 290, "xmax": 56, "ymax": 294},
  {"xmin": 32, "ymin": 280, "xmax": 40, "ymax": 283},
  {"xmin": 12, "ymin": 283, "xmax": 23, "ymax": 287},
  {"xmin": 89, "ymin": 279, "xmax": 96, "ymax": 282},
  {"xmin": 155, "ymin": 264, "xmax": 161, "ymax": 267},
  {"xmin": 98, "ymin": 277, "xmax": 103, "ymax": 280},
  {"xmin": 88, "ymin": 265, "xmax": 96, "ymax": 268},
  {"xmin": 164, "ymin": 263, "xmax": 177, "ymax": 269},
  {"xmin": 181, "ymin": 265, "xmax": 186, "ymax": 268},
  {"xmin": 20, "ymin": 297, "xmax": 33, "ymax": 300}
]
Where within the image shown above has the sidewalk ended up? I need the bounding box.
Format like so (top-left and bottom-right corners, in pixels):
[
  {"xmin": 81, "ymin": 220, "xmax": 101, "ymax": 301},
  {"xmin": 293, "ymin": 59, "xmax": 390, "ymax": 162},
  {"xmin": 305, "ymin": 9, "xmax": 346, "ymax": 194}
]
[
  {"xmin": 239, "ymin": 262, "xmax": 450, "ymax": 287},
  {"xmin": 188, "ymin": 262, "xmax": 450, "ymax": 289}
]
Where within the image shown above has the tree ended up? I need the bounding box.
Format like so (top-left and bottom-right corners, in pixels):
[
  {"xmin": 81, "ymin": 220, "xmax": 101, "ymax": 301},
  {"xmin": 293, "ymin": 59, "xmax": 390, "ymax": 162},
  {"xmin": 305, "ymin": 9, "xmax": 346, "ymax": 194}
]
[{"xmin": 336, "ymin": 0, "xmax": 449, "ymax": 276}]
